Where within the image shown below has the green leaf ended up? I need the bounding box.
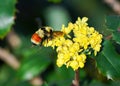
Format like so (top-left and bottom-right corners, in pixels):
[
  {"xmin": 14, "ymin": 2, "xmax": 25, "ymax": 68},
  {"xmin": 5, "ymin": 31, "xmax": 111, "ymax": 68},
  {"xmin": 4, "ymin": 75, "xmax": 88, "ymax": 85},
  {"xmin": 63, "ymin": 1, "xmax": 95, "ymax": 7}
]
[
  {"xmin": 112, "ymin": 31, "xmax": 120, "ymax": 44},
  {"xmin": 89, "ymin": 80, "xmax": 107, "ymax": 86},
  {"xmin": 45, "ymin": 66, "xmax": 74, "ymax": 86},
  {"xmin": 106, "ymin": 15, "xmax": 120, "ymax": 31},
  {"xmin": 17, "ymin": 47, "xmax": 53, "ymax": 80},
  {"xmin": 0, "ymin": 0, "xmax": 16, "ymax": 39},
  {"xmin": 95, "ymin": 40, "xmax": 120, "ymax": 80},
  {"xmin": 48, "ymin": 0, "xmax": 62, "ymax": 3},
  {"xmin": 42, "ymin": 82, "xmax": 48, "ymax": 86},
  {"xmin": 0, "ymin": 65, "xmax": 31, "ymax": 86}
]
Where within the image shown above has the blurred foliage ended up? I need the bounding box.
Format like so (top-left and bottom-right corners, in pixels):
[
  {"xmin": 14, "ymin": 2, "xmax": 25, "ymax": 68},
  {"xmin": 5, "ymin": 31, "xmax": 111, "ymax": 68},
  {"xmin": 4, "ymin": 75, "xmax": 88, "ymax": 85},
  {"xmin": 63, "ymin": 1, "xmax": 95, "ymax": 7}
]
[
  {"xmin": 0, "ymin": 0, "xmax": 16, "ymax": 39},
  {"xmin": 0, "ymin": 0, "xmax": 120, "ymax": 86},
  {"xmin": 17, "ymin": 47, "xmax": 52, "ymax": 80},
  {"xmin": 48, "ymin": 0, "xmax": 62, "ymax": 3},
  {"xmin": 44, "ymin": 6, "xmax": 70, "ymax": 30},
  {"xmin": 0, "ymin": 65, "xmax": 31, "ymax": 86},
  {"xmin": 106, "ymin": 15, "xmax": 120, "ymax": 31}
]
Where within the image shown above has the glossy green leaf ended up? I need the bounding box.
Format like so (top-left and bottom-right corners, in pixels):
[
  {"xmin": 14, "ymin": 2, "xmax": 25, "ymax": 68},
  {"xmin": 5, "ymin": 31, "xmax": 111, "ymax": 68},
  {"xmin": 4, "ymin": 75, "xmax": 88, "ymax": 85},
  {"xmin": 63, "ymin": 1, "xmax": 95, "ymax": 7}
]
[
  {"xmin": 17, "ymin": 47, "xmax": 53, "ymax": 80},
  {"xmin": 89, "ymin": 80, "xmax": 120, "ymax": 86},
  {"xmin": 0, "ymin": 0, "xmax": 16, "ymax": 39},
  {"xmin": 106, "ymin": 15, "xmax": 120, "ymax": 31},
  {"xmin": 112, "ymin": 31, "xmax": 120, "ymax": 44},
  {"xmin": 95, "ymin": 40, "xmax": 120, "ymax": 80}
]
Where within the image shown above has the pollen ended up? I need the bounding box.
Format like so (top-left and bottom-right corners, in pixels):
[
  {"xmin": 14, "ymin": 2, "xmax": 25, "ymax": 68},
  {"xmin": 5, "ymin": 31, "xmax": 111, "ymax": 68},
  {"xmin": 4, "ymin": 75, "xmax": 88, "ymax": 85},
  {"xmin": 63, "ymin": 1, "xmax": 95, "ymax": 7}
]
[{"xmin": 43, "ymin": 17, "xmax": 103, "ymax": 71}]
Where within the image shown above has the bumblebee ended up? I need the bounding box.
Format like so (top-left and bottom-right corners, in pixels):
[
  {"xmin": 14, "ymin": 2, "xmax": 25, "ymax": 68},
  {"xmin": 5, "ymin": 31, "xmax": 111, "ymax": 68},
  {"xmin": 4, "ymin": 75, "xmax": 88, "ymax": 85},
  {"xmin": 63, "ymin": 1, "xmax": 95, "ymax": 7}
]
[{"xmin": 31, "ymin": 27, "xmax": 64, "ymax": 46}]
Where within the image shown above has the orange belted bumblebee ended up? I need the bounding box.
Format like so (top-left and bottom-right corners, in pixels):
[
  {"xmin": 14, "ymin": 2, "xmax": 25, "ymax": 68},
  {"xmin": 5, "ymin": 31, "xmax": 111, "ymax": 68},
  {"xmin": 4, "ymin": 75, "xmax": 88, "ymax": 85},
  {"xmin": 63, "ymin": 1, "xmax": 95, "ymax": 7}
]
[{"xmin": 31, "ymin": 27, "xmax": 64, "ymax": 46}]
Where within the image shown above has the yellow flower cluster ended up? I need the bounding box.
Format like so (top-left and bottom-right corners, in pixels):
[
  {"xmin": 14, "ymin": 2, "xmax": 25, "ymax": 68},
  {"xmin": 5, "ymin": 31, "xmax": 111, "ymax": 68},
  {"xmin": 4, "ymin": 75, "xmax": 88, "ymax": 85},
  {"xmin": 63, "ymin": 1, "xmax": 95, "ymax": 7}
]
[{"xmin": 43, "ymin": 17, "xmax": 102, "ymax": 71}]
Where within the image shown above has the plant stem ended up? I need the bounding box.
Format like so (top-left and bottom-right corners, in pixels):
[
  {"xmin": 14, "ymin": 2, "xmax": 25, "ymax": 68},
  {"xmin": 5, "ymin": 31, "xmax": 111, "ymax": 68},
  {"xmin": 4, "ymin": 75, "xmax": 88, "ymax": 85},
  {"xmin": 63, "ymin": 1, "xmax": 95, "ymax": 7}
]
[{"xmin": 72, "ymin": 69, "xmax": 80, "ymax": 86}]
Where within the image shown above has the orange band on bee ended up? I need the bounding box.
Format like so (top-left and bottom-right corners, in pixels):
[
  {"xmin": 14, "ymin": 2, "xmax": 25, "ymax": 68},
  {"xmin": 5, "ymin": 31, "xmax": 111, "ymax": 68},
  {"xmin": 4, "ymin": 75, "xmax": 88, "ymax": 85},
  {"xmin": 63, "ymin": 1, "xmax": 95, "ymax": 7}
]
[{"xmin": 31, "ymin": 33, "xmax": 42, "ymax": 43}]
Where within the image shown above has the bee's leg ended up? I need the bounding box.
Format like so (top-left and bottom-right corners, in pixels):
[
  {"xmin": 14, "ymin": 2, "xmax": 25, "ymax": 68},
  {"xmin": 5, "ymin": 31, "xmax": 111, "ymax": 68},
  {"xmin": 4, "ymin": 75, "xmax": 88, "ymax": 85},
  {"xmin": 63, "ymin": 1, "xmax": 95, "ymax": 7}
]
[
  {"xmin": 40, "ymin": 36, "xmax": 48, "ymax": 46},
  {"xmin": 49, "ymin": 35, "xmax": 53, "ymax": 40},
  {"xmin": 39, "ymin": 41, "xmax": 43, "ymax": 46},
  {"xmin": 49, "ymin": 30, "xmax": 53, "ymax": 40},
  {"xmin": 40, "ymin": 38, "xmax": 45, "ymax": 46}
]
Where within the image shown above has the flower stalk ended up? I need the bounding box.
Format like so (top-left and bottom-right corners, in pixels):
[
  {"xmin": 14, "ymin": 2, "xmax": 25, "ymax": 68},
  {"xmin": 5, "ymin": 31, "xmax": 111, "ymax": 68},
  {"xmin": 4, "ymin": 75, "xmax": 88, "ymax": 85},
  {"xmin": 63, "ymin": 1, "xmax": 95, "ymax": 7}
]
[{"xmin": 72, "ymin": 69, "xmax": 80, "ymax": 86}]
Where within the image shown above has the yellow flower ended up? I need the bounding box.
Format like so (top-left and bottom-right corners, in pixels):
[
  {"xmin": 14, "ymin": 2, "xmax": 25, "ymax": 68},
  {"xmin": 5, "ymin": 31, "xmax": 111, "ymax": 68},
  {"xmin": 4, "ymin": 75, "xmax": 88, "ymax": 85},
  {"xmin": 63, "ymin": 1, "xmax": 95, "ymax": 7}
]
[
  {"xmin": 43, "ymin": 17, "xmax": 103, "ymax": 71},
  {"xmin": 79, "ymin": 62, "xmax": 84, "ymax": 68},
  {"xmin": 76, "ymin": 54, "xmax": 86, "ymax": 62},
  {"xmin": 68, "ymin": 60, "xmax": 79, "ymax": 70},
  {"xmin": 56, "ymin": 58, "xmax": 64, "ymax": 67},
  {"xmin": 61, "ymin": 24, "xmax": 72, "ymax": 34}
]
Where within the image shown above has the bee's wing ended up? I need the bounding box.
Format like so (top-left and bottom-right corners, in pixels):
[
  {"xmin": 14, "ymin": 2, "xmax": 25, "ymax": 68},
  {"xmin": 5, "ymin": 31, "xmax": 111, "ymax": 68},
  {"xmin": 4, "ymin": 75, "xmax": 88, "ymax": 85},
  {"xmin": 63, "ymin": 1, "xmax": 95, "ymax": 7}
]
[{"xmin": 52, "ymin": 31, "xmax": 64, "ymax": 38}]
